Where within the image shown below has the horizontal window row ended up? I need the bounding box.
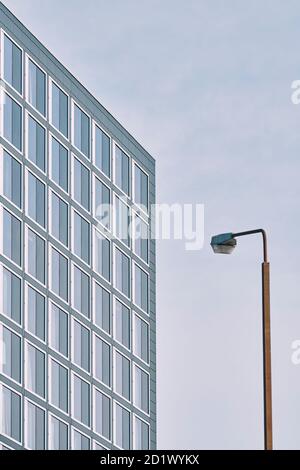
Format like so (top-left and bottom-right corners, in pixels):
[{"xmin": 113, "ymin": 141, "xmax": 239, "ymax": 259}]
[
  {"xmin": 1, "ymin": 147, "xmax": 149, "ymax": 264},
  {"xmin": 1, "ymin": 37, "xmax": 150, "ymax": 210},
  {"xmin": 0, "ymin": 207, "xmax": 150, "ymax": 312},
  {"xmin": 0, "ymin": 383, "xmax": 149, "ymax": 449},
  {"xmin": 0, "ymin": 264, "xmax": 150, "ymax": 363}
]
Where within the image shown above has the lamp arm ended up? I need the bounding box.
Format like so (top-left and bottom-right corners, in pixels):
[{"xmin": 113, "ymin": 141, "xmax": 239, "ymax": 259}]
[{"xmin": 232, "ymin": 229, "xmax": 268, "ymax": 263}]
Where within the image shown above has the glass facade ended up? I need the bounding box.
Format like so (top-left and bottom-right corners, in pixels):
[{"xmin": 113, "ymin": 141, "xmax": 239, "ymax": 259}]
[{"xmin": 0, "ymin": 17, "xmax": 154, "ymax": 451}]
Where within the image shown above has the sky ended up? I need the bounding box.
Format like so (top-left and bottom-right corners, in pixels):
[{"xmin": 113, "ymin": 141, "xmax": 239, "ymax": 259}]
[{"xmin": 3, "ymin": 0, "xmax": 300, "ymax": 449}]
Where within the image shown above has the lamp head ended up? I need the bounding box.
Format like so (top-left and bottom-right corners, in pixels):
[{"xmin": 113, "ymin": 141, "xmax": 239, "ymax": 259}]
[{"xmin": 211, "ymin": 233, "xmax": 236, "ymax": 254}]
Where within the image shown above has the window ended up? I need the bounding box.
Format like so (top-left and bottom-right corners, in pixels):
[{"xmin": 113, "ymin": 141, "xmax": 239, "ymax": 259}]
[
  {"xmin": 134, "ymin": 264, "xmax": 148, "ymax": 313},
  {"xmin": 115, "ymin": 403, "xmax": 130, "ymax": 449},
  {"xmin": 49, "ymin": 302, "xmax": 68, "ymax": 357},
  {"xmin": 94, "ymin": 281, "xmax": 110, "ymax": 334},
  {"xmin": 27, "ymin": 114, "xmax": 46, "ymax": 171},
  {"xmin": 134, "ymin": 365, "xmax": 149, "ymax": 414},
  {"xmin": 114, "ymin": 299, "xmax": 130, "ymax": 349},
  {"xmin": 26, "ymin": 172, "xmax": 46, "ymax": 227},
  {"xmin": 94, "ymin": 388, "xmax": 111, "ymax": 440},
  {"xmin": 0, "ymin": 385, "xmax": 21, "ymax": 442},
  {"xmin": 114, "ymin": 145, "xmax": 129, "ymax": 196},
  {"xmin": 73, "ymin": 265, "xmax": 90, "ymax": 317},
  {"xmin": 1, "ymin": 266, "xmax": 21, "ymax": 324},
  {"xmin": 73, "ymin": 211, "xmax": 90, "ymax": 264},
  {"xmin": 27, "ymin": 57, "xmax": 46, "ymax": 116},
  {"xmin": 49, "ymin": 415, "xmax": 68, "ymax": 450},
  {"xmin": 73, "ymin": 157, "xmax": 90, "ymax": 210},
  {"xmin": 3, "ymin": 33, "xmax": 22, "ymax": 94},
  {"xmin": 49, "ymin": 358, "xmax": 68, "ymax": 413},
  {"xmin": 133, "ymin": 314, "xmax": 149, "ymax": 363},
  {"xmin": 72, "ymin": 374, "xmax": 90, "ymax": 427},
  {"xmin": 51, "ymin": 81, "xmax": 68, "ymax": 138},
  {"xmin": 94, "ymin": 229, "xmax": 110, "ymax": 281},
  {"xmin": 72, "ymin": 429, "xmax": 90, "ymax": 450},
  {"xmin": 26, "ymin": 228, "xmax": 46, "ymax": 284},
  {"xmin": 133, "ymin": 214, "xmax": 148, "ymax": 264},
  {"xmin": 50, "ymin": 190, "xmax": 68, "ymax": 246},
  {"xmin": 2, "ymin": 149, "xmax": 21, "ymax": 208},
  {"xmin": 2, "ymin": 207, "xmax": 21, "ymax": 266},
  {"xmin": 94, "ymin": 124, "xmax": 110, "ymax": 177},
  {"xmin": 3, "ymin": 92, "xmax": 22, "ymax": 151},
  {"xmin": 114, "ymin": 195, "xmax": 130, "ymax": 246},
  {"xmin": 134, "ymin": 164, "xmax": 148, "ymax": 212},
  {"xmin": 25, "ymin": 342, "xmax": 45, "ymax": 398},
  {"xmin": 73, "ymin": 103, "xmax": 90, "ymax": 158},
  {"xmin": 115, "ymin": 351, "xmax": 130, "ymax": 401},
  {"xmin": 72, "ymin": 319, "xmax": 90, "ymax": 372},
  {"xmin": 94, "ymin": 335, "xmax": 111, "ymax": 387},
  {"xmin": 25, "ymin": 401, "xmax": 45, "ymax": 450},
  {"xmin": 115, "ymin": 247, "xmax": 130, "ymax": 298},
  {"xmin": 50, "ymin": 246, "xmax": 68, "ymax": 302},
  {"xmin": 134, "ymin": 416, "xmax": 149, "ymax": 450},
  {"xmin": 94, "ymin": 176, "xmax": 110, "ymax": 229},
  {"xmin": 50, "ymin": 135, "xmax": 68, "ymax": 192},
  {"xmin": 26, "ymin": 285, "xmax": 45, "ymax": 341},
  {"xmin": 94, "ymin": 442, "xmax": 106, "ymax": 450},
  {"xmin": 1, "ymin": 325, "xmax": 21, "ymax": 383}
]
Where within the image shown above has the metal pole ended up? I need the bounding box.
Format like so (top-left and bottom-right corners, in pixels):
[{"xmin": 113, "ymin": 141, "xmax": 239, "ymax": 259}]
[{"xmin": 262, "ymin": 261, "xmax": 273, "ymax": 450}]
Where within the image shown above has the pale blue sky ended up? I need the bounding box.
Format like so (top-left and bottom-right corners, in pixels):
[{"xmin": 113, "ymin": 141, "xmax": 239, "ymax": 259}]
[{"xmin": 4, "ymin": 0, "xmax": 300, "ymax": 449}]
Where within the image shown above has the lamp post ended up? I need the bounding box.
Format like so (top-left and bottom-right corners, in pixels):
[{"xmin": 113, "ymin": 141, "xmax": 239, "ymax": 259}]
[{"xmin": 210, "ymin": 229, "xmax": 272, "ymax": 451}]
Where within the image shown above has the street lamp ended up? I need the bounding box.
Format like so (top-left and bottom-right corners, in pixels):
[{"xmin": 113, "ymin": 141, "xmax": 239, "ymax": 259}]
[{"xmin": 210, "ymin": 229, "xmax": 272, "ymax": 451}]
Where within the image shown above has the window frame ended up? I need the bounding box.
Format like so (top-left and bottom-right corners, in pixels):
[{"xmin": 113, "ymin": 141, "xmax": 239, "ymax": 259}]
[
  {"xmin": 24, "ymin": 280, "xmax": 46, "ymax": 344},
  {"xmin": 133, "ymin": 414, "xmax": 150, "ymax": 450},
  {"xmin": 48, "ymin": 412, "xmax": 69, "ymax": 450},
  {"xmin": 132, "ymin": 210, "xmax": 149, "ymax": 266},
  {"xmin": 24, "ymin": 398, "xmax": 46, "ymax": 450},
  {"xmin": 48, "ymin": 187, "xmax": 69, "ymax": 248},
  {"xmin": 49, "ymin": 131, "xmax": 69, "ymax": 196},
  {"xmin": 92, "ymin": 121, "xmax": 111, "ymax": 180},
  {"xmin": 71, "ymin": 153, "xmax": 91, "ymax": 214},
  {"xmin": 113, "ymin": 193, "xmax": 131, "ymax": 249},
  {"xmin": 92, "ymin": 385, "xmax": 112, "ymax": 443},
  {"xmin": 25, "ymin": 168, "xmax": 47, "ymax": 230},
  {"xmin": 48, "ymin": 243, "xmax": 69, "ymax": 305},
  {"xmin": 0, "ymin": 382, "xmax": 22, "ymax": 445},
  {"xmin": 92, "ymin": 331, "xmax": 112, "ymax": 390},
  {"xmin": 113, "ymin": 295, "xmax": 131, "ymax": 353},
  {"xmin": 132, "ymin": 261, "xmax": 149, "ymax": 315},
  {"xmin": 71, "ymin": 208, "xmax": 91, "ymax": 267},
  {"xmin": 0, "ymin": 204, "xmax": 22, "ymax": 269},
  {"xmin": 132, "ymin": 362, "xmax": 150, "ymax": 417},
  {"xmin": 25, "ymin": 53, "xmax": 47, "ymax": 120},
  {"xmin": 71, "ymin": 372, "xmax": 91, "ymax": 430},
  {"xmin": 48, "ymin": 355, "xmax": 69, "ymax": 416},
  {"xmin": 92, "ymin": 173, "xmax": 111, "ymax": 232},
  {"xmin": 49, "ymin": 77, "xmax": 70, "ymax": 141},
  {"xmin": 24, "ymin": 224, "xmax": 46, "ymax": 287},
  {"xmin": 113, "ymin": 244, "xmax": 131, "ymax": 301},
  {"xmin": 71, "ymin": 99, "xmax": 91, "ymax": 160},
  {"xmin": 0, "ymin": 146, "xmax": 22, "ymax": 211},
  {"xmin": 92, "ymin": 226, "xmax": 111, "ymax": 284},
  {"xmin": 1, "ymin": 29, "xmax": 23, "ymax": 98},
  {"xmin": 113, "ymin": 141, "xmax": 131, "ymax": 199},
  {"xmin": 113, "ymin": 400, "xmax": 131, "ymax": 450},
  {"xmin": 48, "ymin": 299, "xmax": 69, "ymax": 359},
  {"xmin": 113, "ymin": 348, "xmax": 131, "ymax": 404},
  {"xmin": 133, "ymin": 311, "xmax": 150, "ymax": 366},
  {"xmin": 24, "ymin": 338, "xmax": 47, "ymax": 401},
  {"xmin": 132, "ymin": 160, "xmax": 150, "ymax": 216},
  {"xmin": 24, "ymin": 109, "xmax": 47, "ymax": 175},
  {"xmin": 71, "ymin": 261, "xmax": 91, "ymax": 319},
  {"xmin": 71, "ymin": 427, "xmax": 90, "ymax": 450},
  {"xmin": 1, "ymin": 88, "xmax": 23, "ymax": 154},
  {"xmin": 92, "ymin": 279, "xmax": 111, "ymax": 338},
  {"xmin": 0, "ymin": 321, "xmax": 22, "ymax": 385},
  {"xmin": 71, "ymin": 316, "xmax": 91, "ymax": 375},
  {"xmin": 0, "ymin": 262, "xmax": 22, "ymax": 327}
]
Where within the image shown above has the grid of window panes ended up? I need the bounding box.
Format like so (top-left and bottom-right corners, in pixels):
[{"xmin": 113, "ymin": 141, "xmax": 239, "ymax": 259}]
[{"xmin": 0, "ymin": 29, "xmax": 152, "ymax": 450}]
